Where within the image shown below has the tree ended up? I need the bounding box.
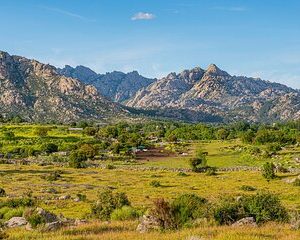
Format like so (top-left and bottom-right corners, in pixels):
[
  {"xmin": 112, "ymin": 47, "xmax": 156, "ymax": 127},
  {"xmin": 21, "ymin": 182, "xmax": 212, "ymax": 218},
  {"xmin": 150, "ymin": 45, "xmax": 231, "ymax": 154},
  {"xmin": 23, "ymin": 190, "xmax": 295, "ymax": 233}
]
[
  {"xmin": 41, "ymin": 143, "xmax": 58, "ymax": 154},
  {"xmin": 189, "ymin": 150, "xmax": 207, "ymax": 172},
  {"xmin": 216, "ymin": 128, "xmax": 230, "ymax": 140},
  {"xmin": 69, "ymin": 150, "xmax": 88, "ymax": 168},
  {"xmin": 262, "ymin": 162, "xmax": 276, "ymax": 180}
]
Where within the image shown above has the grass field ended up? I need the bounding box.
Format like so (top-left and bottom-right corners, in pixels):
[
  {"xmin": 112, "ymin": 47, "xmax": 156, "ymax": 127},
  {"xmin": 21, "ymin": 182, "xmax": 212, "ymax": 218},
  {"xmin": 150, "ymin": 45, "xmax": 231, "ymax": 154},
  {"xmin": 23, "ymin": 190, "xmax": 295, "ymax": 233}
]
[{"xmin": 0, "ymin": 124, "xmax": 300, "ymax": 239}]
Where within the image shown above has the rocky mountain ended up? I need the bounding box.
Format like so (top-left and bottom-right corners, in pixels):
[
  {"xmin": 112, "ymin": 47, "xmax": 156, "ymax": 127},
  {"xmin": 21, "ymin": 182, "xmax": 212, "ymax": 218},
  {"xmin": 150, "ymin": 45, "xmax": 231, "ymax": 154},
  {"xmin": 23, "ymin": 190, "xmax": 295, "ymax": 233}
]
[
  {"xmin": 0, "ymin": 51, "xmax": 127, "ymax": 123},
  {"xmin": 57, "ymin": 66, "xmax": 155, "ymax": 102},
  {"xmin": 126, "ymin": 64, "xmax": 300, "ymax": 122}
]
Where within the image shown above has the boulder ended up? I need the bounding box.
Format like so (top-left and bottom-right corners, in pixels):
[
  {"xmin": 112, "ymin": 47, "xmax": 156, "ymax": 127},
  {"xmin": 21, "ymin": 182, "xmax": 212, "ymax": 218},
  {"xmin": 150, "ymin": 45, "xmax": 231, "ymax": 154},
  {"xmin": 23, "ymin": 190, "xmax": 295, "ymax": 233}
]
[
  {"xmin": 5, "ymin": 217, "xmax": 27, "ymax": 228},
  {"xmin": 43, "ymin": 221, "xmax": 63, "ymax": 232},
  {"xmin": 58, "ymin": 195, "xmax": 71, "ymax": 200},
  {"xmin": 232, "ymin": 217, "xmax": 257, "ymax": 227},
  {"xmin": 36, "ymin": 207, "xmax": 59, "ymax": 223},
  {"xmin": 136, "ymin": 215, "xmax": 161, "ymax": 233}
]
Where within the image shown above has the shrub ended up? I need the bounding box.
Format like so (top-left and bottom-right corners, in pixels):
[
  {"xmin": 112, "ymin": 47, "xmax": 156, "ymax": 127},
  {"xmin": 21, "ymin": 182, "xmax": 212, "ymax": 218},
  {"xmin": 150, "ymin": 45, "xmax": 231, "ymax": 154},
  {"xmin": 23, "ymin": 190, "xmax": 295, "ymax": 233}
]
[
  {"xmin": 150, "ymin": 180, "xmax": 161, "ymax": 187},
  {"xmin": 23, "ymin": 208, "xmax": 45, "ymax": 228},
  {"xmin": 150, "ymin": 198, "xmax": 175, "ymax": 229},
  {"xmin": 91, "ymin": 190, "xmax": 130, "ymax": 220},
  {"xmin": 3, "ymin": 131, "xmax": 15, "ymax": 141},
  {"xmin": 41, "ymin": 143, "xmax": 58, "ymax": 154},
  {"xmin": 78, "ymin": 144, "xmax": 97, "ymax": 159},
  {"xmin": 106, "ymin": 164, "xmax": 116, "ymax": 170},
  {"xmin": 242, "ymin": 192, "xmax": 289, "ymax": 223},
  {"xmin": 214, "ymin": 197, "xmax": 245, "ymax": 225},
  {"xmin": 262, "ymin": 162, "xmax": 276, "ymax": 180},
  {"xmin": 171, "ymin": 194, "xmax": 208, "ymax": 227},
  {"xmin": 0, "ymin": 188, "xmax": 6, "ymax": 197},
  {"xmin": 189, "ymin": 150, "xmax": 207, "ymax": 172},
  {"xmin": 240, "ymin": 185, "xmax": 256, "ymax": 191},
  {"xmin": 76, "ymin": 193, "xmax": 87, "ymax": 201},
  {"xmin": 0, "ymin": 197, "xmax": 34, "ymax": 208},
  {"xmin": 205, "ymin": 167, "xmax": 217, "ymax": 176},
  {"xmin": 34, "ymin": 127, "xmax": 49, "ymax": 137},
  {"xmin": 111, "ymin": 206, "xmax": 140, "ymax": 221},
  {"xmin": 69, "ymin": 150, "xmax": 88, "ymax": 168}
]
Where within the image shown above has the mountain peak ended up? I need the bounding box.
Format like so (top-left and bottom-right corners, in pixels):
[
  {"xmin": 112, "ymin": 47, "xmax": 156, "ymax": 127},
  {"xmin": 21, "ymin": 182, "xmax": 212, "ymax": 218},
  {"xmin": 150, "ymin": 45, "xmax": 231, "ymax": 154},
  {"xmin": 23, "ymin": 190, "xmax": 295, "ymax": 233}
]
[{"xmin": 205, "ymin": 64, "xmax": 230, "ymax": 77}]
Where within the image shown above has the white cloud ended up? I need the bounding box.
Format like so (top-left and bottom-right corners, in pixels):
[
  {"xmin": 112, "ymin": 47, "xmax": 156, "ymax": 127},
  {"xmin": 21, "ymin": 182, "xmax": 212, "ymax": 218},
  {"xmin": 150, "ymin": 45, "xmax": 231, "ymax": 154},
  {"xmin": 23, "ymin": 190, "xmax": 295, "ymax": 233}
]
[{"xmin": 131, "ymin": 12, "xmax": 156, "ymax": 21}]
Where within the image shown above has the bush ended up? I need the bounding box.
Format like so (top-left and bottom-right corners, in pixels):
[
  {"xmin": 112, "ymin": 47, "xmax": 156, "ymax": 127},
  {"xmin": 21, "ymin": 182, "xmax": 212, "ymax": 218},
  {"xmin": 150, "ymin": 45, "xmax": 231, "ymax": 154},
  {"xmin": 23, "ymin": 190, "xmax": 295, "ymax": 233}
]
[
  {"xmin": 23, "ymin": 208, "xmax": 45, "ymax": 228},
  {"xmin": 0, "ymin": 188, "xmax": 6, "ymax": 197},
  {"xmin": 205, "ymin": 167, "xmax": 217, "ymax": 176},
  {"xmin": 171, "ymin": 194, "xmax": 208, "ymax": 227},
  {"xmin": 42, "ymin": 171, "xmax": 61, "ymax": 181},
  {"xmin": 150, "ymin": 198, "xmax": 175, "ymax": 229},
  {"xmin": 34, "ymin": 127, "xmax": 49, "ymax": 137},
  {"xmin": 214, "ymin": 197, "xmax": 245, "ymax": 225},
  {"xmin": 262, "ymin": 162, "xmax": 276, "ymax": 180},
  {"xmin": 0, "ymin": 197, "xmax": 34, "ymax": 208},
  {"xmin": 189, "ymin": 150, "xmax": 207, "ymax": 172},
  {"xmin": 111, "ymin": 206, "xmax": 140, "ymax": 221},
  {"xmin": 150, "ymin": 180, "xmax": 161, "ymax": 187},
  {"xmin": 106, "ymin": 164, "xmax": 116, "ymax": 170},
  {"xmin": 41, "ymin": 143, "xmax": 58, "ymax": 154},
  {"xmin": 91, "ymin": 190, "xmax": 130, "ymax": 220},
  {"xmin": 69, "ymin": 150, "xmax": 88, "ymax": 168},
  {"xmin": 214, "ymin": 192, "xmax": 288, "ymax": 225},
  {"xmin": 177, "ymin": 172, "xmax": 189, "ymax": 177},
  {"xmin": 242, "ymin": 192, "xmax": 288, "ymax": 223}
]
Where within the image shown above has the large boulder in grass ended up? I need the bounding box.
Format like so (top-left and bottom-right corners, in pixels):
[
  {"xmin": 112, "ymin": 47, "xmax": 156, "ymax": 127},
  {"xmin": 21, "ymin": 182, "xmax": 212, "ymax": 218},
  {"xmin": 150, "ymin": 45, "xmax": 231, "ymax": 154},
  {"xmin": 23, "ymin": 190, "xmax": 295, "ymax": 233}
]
[
  {"xmin": 36, "ymin": 207, "xmax": 59, "ymax": 223},
  {"xmin": 5, "ymin": 217, "xmax": 27, "ymax": 228},
  {"xmin": 136, "ymin": 215, "xmax": 161, "ymax": 233},
  {"xmin": 232, "ymin": 217, "xmax": 257, "ymax": 227}
]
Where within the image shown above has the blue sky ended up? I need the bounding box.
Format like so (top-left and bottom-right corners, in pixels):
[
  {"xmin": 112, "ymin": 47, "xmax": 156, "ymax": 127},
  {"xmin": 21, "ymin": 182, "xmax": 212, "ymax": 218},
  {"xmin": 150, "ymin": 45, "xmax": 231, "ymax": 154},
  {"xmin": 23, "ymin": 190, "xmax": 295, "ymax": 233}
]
[{"xmin": 1, "ymin": 0, "xmax": 300, "ymax": 88}]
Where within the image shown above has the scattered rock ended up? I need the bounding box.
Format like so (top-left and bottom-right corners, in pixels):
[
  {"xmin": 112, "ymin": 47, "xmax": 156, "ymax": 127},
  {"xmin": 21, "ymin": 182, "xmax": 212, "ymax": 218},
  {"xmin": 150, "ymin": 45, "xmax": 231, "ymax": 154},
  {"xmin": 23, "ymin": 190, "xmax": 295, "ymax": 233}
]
[
  {"xmin": 74, "ymin": 219, "xmax": 88, "ymax": 226},
  {"xmin": 5, "ymin": 217, "xmax": 27, "ymax": 228},
  {"xmin": 59, "ymin": 195, "xmax": 71, "ymax": 200},
  {"xmin": 74, "ymin": 197, "xmax": 80, "ymax": 202},
  {"xmin": 232, "ymin": 217, "xmax": 257, "ymax": 227},
  {"xmin": 36, "ymin": 207, "xmax": 59, "ymax": 223},
  {"xmin": 136, "ymin": 215, "xmax": 161, "ymax": 233},
  {"xmin": 291, "ymin": 220, "xmax": 300, "ymax": 230},
  {"xmin": 43, "ymin": 221, "xmax": 63, "ymax": 232}
]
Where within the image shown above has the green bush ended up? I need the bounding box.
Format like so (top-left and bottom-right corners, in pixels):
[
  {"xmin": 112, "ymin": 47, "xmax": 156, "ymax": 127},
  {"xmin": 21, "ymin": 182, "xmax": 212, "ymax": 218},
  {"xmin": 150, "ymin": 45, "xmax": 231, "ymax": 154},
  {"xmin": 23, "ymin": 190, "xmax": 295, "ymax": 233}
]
[
  {"xmin": 150, "ymin": 180, "xmax": 161, "ymax": 187},
  {"xmin": 214, "ymin": 197, "xmax": 245, "ymax": 225},
  {"xmin": 262, "ymin": 162, "xmax": 276, "ymax": 180},
  {"xmin": 23, "ymin": 208, "xmax": 45, "ymax": 228},
  {"xmin": 110, "ymin": 206, "xmax": 140, "ymax": 221},
  {"xmin": 69, "ymin": 150, "xmax": 88, "ymax": 168},
  {"xmin": 171, "ymin": 194, "xmax": 208, "ymax": 227},
  {"xmin": 205, "ymin": 167, "xmax": 217, "ymax": 176},
  {"xmin": 91, "ymin": 190, "xmax": 130, "ymax": 220},
  {"xmin": 242, "ymin": 192, "xmax": 289, "ymax": 223},
  {"xmin": 0, "ymin": 197, "xmax": 34, "ymax": 208},
  {"xmin": 150, "ymin": 198, "xmax": 175, "ymax": 229},
  {"xmin": 41, "ymin": 143, "xmax": 58, "ymax": 154},
  {"xmin": 189, "ymin": 150, "xmax": 207, "ymax": 172},
  {"xmin": 214, "ymin": 192, "xmax": 288, "ymax": 225}
]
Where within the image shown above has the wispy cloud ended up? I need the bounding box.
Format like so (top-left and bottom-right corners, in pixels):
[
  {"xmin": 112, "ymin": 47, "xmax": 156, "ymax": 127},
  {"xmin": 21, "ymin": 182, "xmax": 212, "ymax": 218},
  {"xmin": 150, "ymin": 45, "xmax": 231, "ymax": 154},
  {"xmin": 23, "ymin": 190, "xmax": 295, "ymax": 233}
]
[
  {"xmin": 40, "ymin": 6, "xmax": 96, "ymax": 22},
  {"xmin": 131, "ymin": 12, "xmax": 156, "ymax": 21},
  {"xmin": 212, "ymin": 6, "xmax": 247, "ymax": 12}
]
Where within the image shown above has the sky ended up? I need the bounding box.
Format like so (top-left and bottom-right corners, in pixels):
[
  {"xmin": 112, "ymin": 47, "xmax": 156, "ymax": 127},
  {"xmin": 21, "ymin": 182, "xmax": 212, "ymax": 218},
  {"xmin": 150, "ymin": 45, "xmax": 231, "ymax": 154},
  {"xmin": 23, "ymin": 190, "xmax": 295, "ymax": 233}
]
[{"xmin": 1, "ymin": 0, "xmax": 300, "ymax": 89}]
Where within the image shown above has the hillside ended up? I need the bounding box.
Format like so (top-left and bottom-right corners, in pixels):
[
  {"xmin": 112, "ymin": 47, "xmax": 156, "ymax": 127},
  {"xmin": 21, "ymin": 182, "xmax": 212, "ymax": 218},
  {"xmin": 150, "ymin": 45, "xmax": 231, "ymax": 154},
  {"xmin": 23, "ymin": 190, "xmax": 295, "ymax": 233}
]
[
  {"xmin": 57, "ymin": 66, "xmax": 155, "ymax": 102},
  {"xmin": 126, "ymin": 64, "xmax": 300, "ymax": 122},
  {"xmin": 0, "ymin": 51, "xmax": 127, "ymax": 122}
]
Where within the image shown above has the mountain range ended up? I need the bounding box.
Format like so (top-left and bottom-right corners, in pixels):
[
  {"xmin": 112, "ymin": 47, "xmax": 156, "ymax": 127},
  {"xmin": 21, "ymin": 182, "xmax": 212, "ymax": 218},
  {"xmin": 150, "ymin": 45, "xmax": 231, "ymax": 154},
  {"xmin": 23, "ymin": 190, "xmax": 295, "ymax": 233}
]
[{"xmin": 1, "ymin": 50, "xmax": 299, "ymax": 123}]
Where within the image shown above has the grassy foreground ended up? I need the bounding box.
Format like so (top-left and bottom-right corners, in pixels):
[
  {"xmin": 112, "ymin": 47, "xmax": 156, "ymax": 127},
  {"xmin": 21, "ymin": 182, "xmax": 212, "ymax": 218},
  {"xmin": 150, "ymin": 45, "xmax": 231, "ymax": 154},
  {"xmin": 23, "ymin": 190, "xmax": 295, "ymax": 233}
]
[{"xmin": 6, "ymin": 221, "xmax": 300, "ymax": 240}]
